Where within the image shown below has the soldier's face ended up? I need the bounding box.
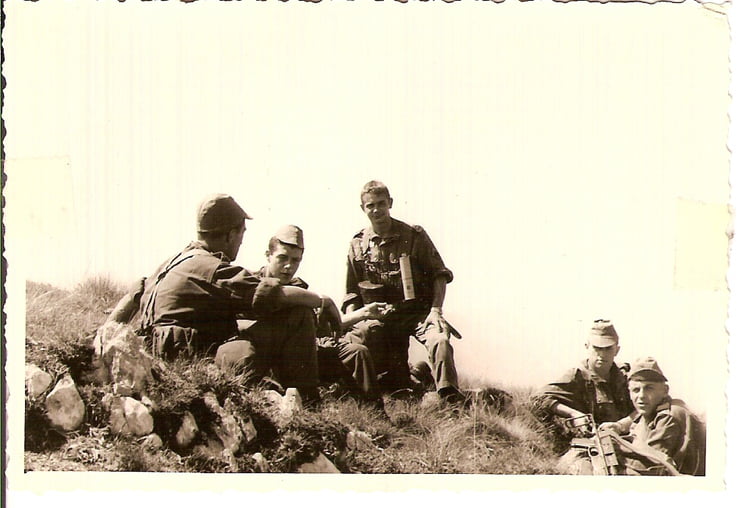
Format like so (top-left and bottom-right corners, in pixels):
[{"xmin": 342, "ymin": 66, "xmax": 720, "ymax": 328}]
[
  {"xmin": 266, "ymin": 243, "xmax": 304, "ymax": 284},
  {"xmin": 361, "ymin": 192, "xmax": 393, "ymax": 227},
  {"xmin": 586, "ymin": 342, "xmax": 619, "ymax": 372},
  {"xmin": 629, "ymin": 380, "xmax": 669, "ymax": 416}
]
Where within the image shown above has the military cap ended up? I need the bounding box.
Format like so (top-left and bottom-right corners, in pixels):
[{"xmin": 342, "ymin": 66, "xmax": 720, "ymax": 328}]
[
  {"xmin": 628, "ymin": 357, "xmax": 668, "ymax": 382},
  {"xmin": 197, "ymin": 194, "xmax": 252, "ymax": 233},
  {"xmin": 275, "ymin": 225, "xmax": 304, "ymax": 249},
  {"xmin": 587, "ymin": 319, "xmax": 619, "ymax": 347}
]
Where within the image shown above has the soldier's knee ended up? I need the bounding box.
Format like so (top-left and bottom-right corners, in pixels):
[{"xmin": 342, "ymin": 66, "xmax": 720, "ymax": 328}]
[
  {"xmin": 347, "ymin": 319, "xmax": 384, "ymax": 344},
  {"xmin": 215, "ymin": 340, "xmax": 254, "ymax": 373},
  {"xmin": 427, "ymin": 333, "xmax": 452, "ymax": 354}
]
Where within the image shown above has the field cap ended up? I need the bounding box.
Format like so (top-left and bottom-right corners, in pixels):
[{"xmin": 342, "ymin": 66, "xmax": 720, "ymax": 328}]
[
  {"xmin": 629, "ymin": 357, "xmax": 668, "ymax": 382},
  {"xmin": 197, "ymin": 194, "xmax": 252, "ymax": 233},
  {"xmin": 588, "ymin": 319, "xmax": 619, "ymax": 347},
  {"xmin": 275, "ymin": 225, "xmax": 304, "ymax": 249}
]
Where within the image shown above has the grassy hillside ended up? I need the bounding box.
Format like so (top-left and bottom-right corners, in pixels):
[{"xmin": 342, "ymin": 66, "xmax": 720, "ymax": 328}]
[{"xmin": 24, "ymin": 278, "xmax": 560, "ymax": 474}]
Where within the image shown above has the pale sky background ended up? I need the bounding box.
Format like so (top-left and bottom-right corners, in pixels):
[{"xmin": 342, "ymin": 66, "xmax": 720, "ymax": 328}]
[{"xmin": 3, "ymin": 0, "xmax": 747, "ymax": 502}]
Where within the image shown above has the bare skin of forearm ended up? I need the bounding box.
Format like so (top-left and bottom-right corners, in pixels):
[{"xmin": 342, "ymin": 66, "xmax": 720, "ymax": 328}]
[
  {"xmin": 550, "ymin": 402, "xmax": 586, "ymax": 420},
  {"xmin": 431, "ymin": 277, "xmax": 447, "ymax": 308},
  {"xmin": 341, "ymin": 308, "xmax": 367, "ymax": 329}
]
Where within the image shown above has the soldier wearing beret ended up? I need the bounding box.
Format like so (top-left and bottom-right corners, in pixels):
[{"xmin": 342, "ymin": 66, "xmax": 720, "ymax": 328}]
[
  {"xmin": 244, "ymin": 225, "xmax": 386, "ymax": 406},
  {"xmin": 342, "ymin": 180, "xmax": 463, "ymax": 402},
  {"xmin": 106, "ymin": 194, "xmax": 338, "ymax": 403},
  {"xmin": 599, "ymin": 357, "xmax": 706, "ymax": 475}
]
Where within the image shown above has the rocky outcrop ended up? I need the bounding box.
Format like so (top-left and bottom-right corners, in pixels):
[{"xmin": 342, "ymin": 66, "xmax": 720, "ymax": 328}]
[
  {"xmin": 92, "ymin": 321, "xmax": 154, "ymax": 397},
  {"xmin": 109, "ymin": 396, "xmax": 154, "ymax": 437},
  {"xmin": 25, "ymin": 364, "xmax": 53, "ymax": 400},
  {"xmin": 297, "ymin": 453, "xmax": 340, "ymax": 473},
  {"xmin": 140, "ymin": 433, "xmax": 163, "ymax": 450},
  {"xmin": 203, "ymin": 392, "xmax": 243, "ymax": 455},
  {"xmin": 175, "ymin": 411, "xmax": 200, "ymax": 449},
  {"xmin": 252, "ymin": 452, "xmax": 270, "ymax": 472},
  {"xmin": 45, "ymin": 374, "xmax": 85, "ymax": 431}
]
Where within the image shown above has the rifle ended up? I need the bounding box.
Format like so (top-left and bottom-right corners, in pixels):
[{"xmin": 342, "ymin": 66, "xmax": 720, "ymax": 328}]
[
  {"xmin": 566, "ymin": 414, "xmax": 620, "ymax": 475},
  {"xmin": 566, "ymin": 413, "xmax": 684, "ymax": 476}
]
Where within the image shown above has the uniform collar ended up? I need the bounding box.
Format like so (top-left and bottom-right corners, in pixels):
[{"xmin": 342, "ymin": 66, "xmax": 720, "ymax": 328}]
[
  {"xmin": 582, "ymin": 359, "xmax": 611, "ymax": 383},
  {"xmin": 362, "ymin": 218, "xmax": 404, "ymax": 245},
  {"xmin": 632, "ymin": 396, "xmax": 672, "ymax": 427},
  {"xmin": 185, "ymin": 241, "xmax": 229, "ymax": 262}
]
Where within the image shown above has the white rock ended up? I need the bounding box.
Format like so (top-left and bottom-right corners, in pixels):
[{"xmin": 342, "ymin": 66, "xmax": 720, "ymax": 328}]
[
  {"xmin": 297, "ymin": 453, "xmax": 340, "ymax": 473},
  {"xmin": 175, "ymin": 411, "xmax": 199, "ymax": 449},
  {"xmin": 25, "ymin": 364, "xmax": 53, "ymax": 399},
  {"xmin": 109, "ymin": 396, "xmax": 154, "ymax": 437},
  {"xmin": 278, "ymin": 387, "xmax": 303, "ymax": 426},
  {"xmin": 203, "ymin": 392, "xmax": 242, "ymax": 455},
  {"xmin": 140, "ymin": 395, "xmax": 156, "ymax": 411},
  {"xmin": 346, "ymin": 430, "xmax": 373, "ymax": 451},
  {"xmin": 95, "ymin": 322, "xmax": 153, "ymax": 396},
  {"xmin": 252, "ymin": 452, "xmax": 270, "ymax": 473},
  {"xmin": 45, "ymin": 374, "xmax": 85, "ymax": 431},
  {"xmin": 141, "ymin": 433, "xmax": 163, "ymax": 450},
  {"xmin": 262, "ymin": 389, "xmax": 283, "ymax": 406}
]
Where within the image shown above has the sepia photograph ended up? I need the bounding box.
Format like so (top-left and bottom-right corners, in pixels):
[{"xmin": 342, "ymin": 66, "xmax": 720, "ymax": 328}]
[{"xmin": 2, "ymin": 0, "xmax": 747, "ymax": 505}]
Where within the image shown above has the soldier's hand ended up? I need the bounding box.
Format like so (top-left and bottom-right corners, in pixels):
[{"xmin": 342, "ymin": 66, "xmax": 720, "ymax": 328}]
[
  {"xmin": 360, "ymin": 302, "xmax": 389, "ymax": 320},
  {"xmin": 418, "ymin": 307, "xmax": 448, "ymax": 335}
]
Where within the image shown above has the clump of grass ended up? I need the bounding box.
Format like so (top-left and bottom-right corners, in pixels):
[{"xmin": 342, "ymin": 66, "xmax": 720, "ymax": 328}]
[
  {"xmin": 24, "ymin": 398, "xmax": 67, "ymax": 452},
  {"xmin": 268, "ymin": 410, "xmax": 348, "ymax": 472},
  {"xmin": 26, "ymin": 278, "xmax": 126, "ymax": 380},
  {"xmin": 25, "ymin": 278, "xmax": 563, "ymax": 475}
]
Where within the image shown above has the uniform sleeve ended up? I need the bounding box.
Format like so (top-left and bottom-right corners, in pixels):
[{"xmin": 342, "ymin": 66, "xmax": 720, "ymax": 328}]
[
  {"xmin": 212, "ymin": 263, "xmax": 284, "ymax": 318},
  {"xmin": 108, "ymin": 277, "xmax": 146, "ymax": 324},
  {"xmin": 534, "ymin": 368, "xmax": 586, "ymax": 414},
  {"xmin": 343, "ymin": 241, "xmax": 364, "ymax": 311},
  {"xmin": 643, "ymin": 413, "xmax": 685, "ymax": 460},
  {"xmin": 413, "ymin": 227, "xmax": 453, "ymax": 284}
]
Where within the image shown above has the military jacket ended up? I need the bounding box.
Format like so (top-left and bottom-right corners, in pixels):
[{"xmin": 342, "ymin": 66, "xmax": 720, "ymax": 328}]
[
  {"xmin": 137, "ymin": 242, "xmax": 282, "ymax": 345},
  {"xmin": 629, "ymin": 396, "xmax": 706, "ymax": 476},
  {"xmin": 536, "ymin": 360, "xmax": 635, "ymax": 424},
  {"xmin": 344, "ymin": 218, "xmax": 453, "ymax": 311}
]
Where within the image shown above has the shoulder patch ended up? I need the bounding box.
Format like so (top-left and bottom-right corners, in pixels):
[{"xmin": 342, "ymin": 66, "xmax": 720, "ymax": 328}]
[{"xmin": 413, "ymin": 225, "xmax": 424, "ymax": 233}]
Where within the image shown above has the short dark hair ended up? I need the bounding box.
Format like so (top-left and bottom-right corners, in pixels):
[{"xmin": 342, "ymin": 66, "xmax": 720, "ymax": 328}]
[{"xmin": 360, "ymin": 180, "xmax": 391, "ymax": 203}]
